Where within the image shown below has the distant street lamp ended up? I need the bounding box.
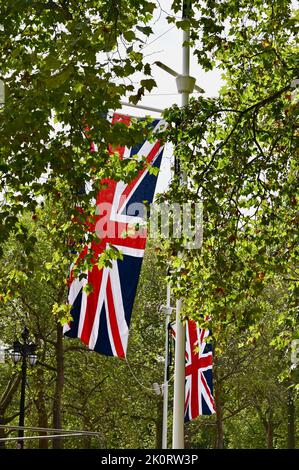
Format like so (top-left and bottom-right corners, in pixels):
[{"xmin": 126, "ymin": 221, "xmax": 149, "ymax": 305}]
[{"xmin": 10, "ymin": 326, "xmax": 38, "ymax": 449}]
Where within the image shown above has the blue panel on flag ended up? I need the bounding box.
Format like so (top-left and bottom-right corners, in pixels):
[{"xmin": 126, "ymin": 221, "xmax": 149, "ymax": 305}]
[
  {"xmin": 129, "ymin": 119, "xmax": 161, "ymax": 158},
  {"xmin": 94, "ymin": 304, "xmax": 114, "ymax": 356},
  {"xmin": 117, "ymin": 255, "xmax": 143, "ymax": 327}
]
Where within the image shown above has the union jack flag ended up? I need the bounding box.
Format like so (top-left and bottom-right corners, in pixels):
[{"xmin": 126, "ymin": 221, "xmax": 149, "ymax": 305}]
[
  {"xmin": 171, "ymin": 319, "xmax": 216, "ymax": 421},
  {"xmin": 64, "ymin": 113, "xmax": 166, "ymax": 358}
]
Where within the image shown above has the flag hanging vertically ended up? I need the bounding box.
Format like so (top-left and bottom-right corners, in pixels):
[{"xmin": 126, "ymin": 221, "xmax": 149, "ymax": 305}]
[
  {"xmin": 171, "ymin": 319, "xmax": 216, "ymax": 421},
  {"xmin": 64, "ymin": 113, "xmax": 166, "ymax": 358}
]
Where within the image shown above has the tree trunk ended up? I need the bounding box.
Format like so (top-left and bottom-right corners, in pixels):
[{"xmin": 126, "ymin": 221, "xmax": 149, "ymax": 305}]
[
  {"xmin": 266, "ymin": 419, "xmax": 274, "ymax": 449},
  {"xmin": 155, "ymin": 397, "xmax": 163, "ymax": 449},
  {"xmin": 215, "ymin": 395, "xmax": 224, "ymax": 448},
  {"xmin": 52, "ymin": 323, "xmax": 64, "ymax": 449},
  {"xmin": 214, "ymin": 358, "xmax": 224, "ymax": 449},
  {"xmin": 184, "ymin": 424, "xmax": 193, "ymax": 449},
  {"xmin": 0, "ymin": 415, "xmax": 6, "ymax": 449},
  {"xmin": 0, "ymin": 373, "xmax": 21, "ymax": 449},
  {"xmin": 255, "ymin": 403, "xmax": 275, "ymax": 449},
  {"xmin": 34, "ymin": 367, "xmax": 49, "ymax": 449},
  {"xmin": 287, "ymin": 387, "xmax": 296, "ymax": 449},
  {"xmin": 83, "ymin": 416, "xmax": 92, "ymax": 449}
]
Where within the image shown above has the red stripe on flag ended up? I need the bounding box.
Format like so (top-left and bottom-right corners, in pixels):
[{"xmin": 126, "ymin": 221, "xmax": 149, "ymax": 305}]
[
  {"xmin": 187, "ymin": 321, "xmax": 199, "ymax": 418},
  {"xmin": 185, "ymin": 354, "xmax": 213, "ymax": 376},
  {"xmin": 119, "ymin": 140, "xmax": 162, "ymax": 207}
]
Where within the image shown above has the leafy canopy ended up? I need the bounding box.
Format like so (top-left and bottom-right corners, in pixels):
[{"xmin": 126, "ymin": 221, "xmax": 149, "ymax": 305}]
[{"xmin": 0, "ymin": 0, "xmax": 156, "ymax": 245}]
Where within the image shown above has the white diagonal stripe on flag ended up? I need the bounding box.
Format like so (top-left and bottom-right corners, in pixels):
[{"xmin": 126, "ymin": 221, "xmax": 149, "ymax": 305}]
[
  {"xmin": 109, "ymin": 259, "xmax": 129, "ymax": 353},
  {"xmin": 88, "ymin": 268, "xmax": 109, "ymax": 350}
]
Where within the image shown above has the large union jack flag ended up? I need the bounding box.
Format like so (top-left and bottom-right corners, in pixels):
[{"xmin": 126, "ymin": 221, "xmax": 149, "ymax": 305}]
[
  {"xmin": 171, "ymin": 319, "xmax": 216, "ymax": 421},
  {"xmin": 64, "ymin": 113, "xmax": 166, "ymax": 358}
]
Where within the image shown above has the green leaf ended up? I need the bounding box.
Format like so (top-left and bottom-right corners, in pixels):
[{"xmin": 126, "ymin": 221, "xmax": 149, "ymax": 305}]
[
  {"xmin": 123, "ymin": 30, "xmax": 136, "ymax": 42},
  {"xmin": 136, "ymin": 25, "xmax": 153, "ymax": 36},
  {"xmin": 44, "ymin": 54, "xmax": 61, "ymax": 70},
  {"xmin": 140, "ymin": 79, "xmax": 156, "ymax": 92},
  {"xmin": 144, "ymin": 63, "xmax": 151, "ymax": 75},
  {"xmin": 44, "ymin": 65, "xmax": 73, "ymax": 89}
]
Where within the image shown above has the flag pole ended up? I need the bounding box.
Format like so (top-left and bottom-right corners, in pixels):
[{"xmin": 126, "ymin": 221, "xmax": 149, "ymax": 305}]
[
  {"xmin": 121, "ymin": 3, "xmax": 196, "ymax": 446},
  {"xmin": 121, "ymin": 102, "xmax": 163, "ymax": 114},
  {"xmin": 162, "ymin": 282, "xmax": 172, "ymax": 449},
  {"xmin": 172, "ymin": 0, "xmax": 195, "ymax": 449}
]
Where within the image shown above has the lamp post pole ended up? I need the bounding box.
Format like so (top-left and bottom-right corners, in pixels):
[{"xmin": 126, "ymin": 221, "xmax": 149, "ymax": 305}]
[
  {"xmin": 11, "ymin": 326, "xmax": 37, "ymax": 449},
  {"xmin": 162, "ymin": 283, "xmax": 172, "ymax": 449},
  {"xmin": 18, "ymin": 355, "xmax": 27, "ymax": 448},
  {"xmin": 18, "ymin": 328, "xmax": 29, "ymax": 449},
  {"xmin": 172, "ymin": 0, "xmax": 195, "ymax": 449}
]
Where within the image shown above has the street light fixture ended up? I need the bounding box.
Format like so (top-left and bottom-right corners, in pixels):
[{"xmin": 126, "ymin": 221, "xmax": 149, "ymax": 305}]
[
  {"xmin": 28, "ymin": 353, "xmax": 38, "ymax": 366},
  {"xmin": 10, "ymin": 326, "xmax": 38, "ymax": 449},
  {"xmin": 11, "ymin": 346, "xmax": 22, "ymax": 365}
]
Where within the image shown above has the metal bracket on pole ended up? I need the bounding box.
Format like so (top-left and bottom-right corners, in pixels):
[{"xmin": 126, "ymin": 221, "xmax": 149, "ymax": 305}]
[
  {"xmin": 121, "ymin": 101, "xmax": 163, "ymax": 114},
  {"xmin": 160, "ymin": 305, "xmax": 176, "ymax": 316},
  {"xmin": 154, "ymin": 61, "xmax": 204, "ymax": 94}
]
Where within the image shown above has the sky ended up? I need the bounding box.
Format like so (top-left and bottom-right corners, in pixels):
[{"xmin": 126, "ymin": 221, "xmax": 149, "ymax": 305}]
[{"xmin": 116, "ymin": 0, "xmax": 223, "ymax": 193}]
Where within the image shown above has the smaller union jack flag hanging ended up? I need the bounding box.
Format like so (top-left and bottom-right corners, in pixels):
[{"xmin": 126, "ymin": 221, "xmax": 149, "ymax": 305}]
[{"xmin": 171, "ymin": 319, "xmax": 216, "ymax": 421}]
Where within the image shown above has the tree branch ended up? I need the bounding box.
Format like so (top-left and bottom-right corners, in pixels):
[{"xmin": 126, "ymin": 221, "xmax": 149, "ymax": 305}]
[{"xmin": 31, "ymin": 1, "xmax": 73, "ymax": 20}]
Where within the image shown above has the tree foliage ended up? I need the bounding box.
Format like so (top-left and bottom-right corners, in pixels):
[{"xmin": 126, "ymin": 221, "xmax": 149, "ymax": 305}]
[
  {"xmin": 0, "ymin": 223, "xmax": 297, "ymax": 448},
  {"xmin": 159, "ymin": 0, "xmax": 298, "ymax": 352},
  {"xmin": 0, "ymin": 0, "xmax": 298, "ymax": 450},
  {"xmin": 0, "ymin": 0, "xmax": 157, "ymax": 246}
]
